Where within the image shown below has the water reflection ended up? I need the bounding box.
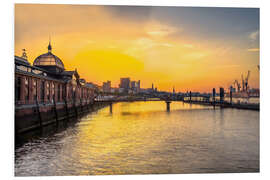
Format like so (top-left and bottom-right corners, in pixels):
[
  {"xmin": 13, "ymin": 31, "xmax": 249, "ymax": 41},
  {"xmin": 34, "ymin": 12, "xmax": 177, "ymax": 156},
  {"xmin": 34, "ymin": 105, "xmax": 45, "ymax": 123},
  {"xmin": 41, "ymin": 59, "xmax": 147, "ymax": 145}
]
[{"xmin": 15, "ymin": 101, "xmax": 259, "ymax": 176}]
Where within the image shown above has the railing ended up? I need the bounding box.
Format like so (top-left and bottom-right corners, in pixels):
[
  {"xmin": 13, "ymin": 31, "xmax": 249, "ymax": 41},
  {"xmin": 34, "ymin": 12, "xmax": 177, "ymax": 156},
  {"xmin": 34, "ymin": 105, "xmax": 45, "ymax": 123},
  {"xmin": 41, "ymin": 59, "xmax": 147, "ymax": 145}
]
[
  {"xmin": 183, "ymin": 96, "xmax": 259, "ymax": 105},
  {"xmin": 15, "ymin": 98, "xmax": 95, "ymax": 109},
  {"xmin": 182, "ymin": 97, "xmax": 259, "ymax": 110},
  {"xmin": 94, "ymin": 95, "xmax": 180, "ymax": 102}
]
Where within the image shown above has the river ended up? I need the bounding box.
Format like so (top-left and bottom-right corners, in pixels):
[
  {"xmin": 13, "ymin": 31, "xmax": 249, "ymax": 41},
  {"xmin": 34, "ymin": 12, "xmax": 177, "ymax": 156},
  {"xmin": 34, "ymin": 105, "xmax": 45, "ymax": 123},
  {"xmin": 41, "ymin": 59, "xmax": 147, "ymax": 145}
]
[{"xmin": 15, "ymin": 101, "xmax": 259, "ymax": 176}]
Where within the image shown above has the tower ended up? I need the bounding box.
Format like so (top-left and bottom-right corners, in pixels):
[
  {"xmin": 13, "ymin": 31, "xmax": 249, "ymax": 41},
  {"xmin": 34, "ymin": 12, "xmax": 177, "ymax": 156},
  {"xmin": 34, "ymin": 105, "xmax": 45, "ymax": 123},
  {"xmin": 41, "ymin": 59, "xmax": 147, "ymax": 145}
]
[
  {"xmin": 48, "ymin": 36, "xmax": 52, "ymax": 53},
  {"xmin": 21, "ymin": 49, "xmax": 28, "ymax": 59}
]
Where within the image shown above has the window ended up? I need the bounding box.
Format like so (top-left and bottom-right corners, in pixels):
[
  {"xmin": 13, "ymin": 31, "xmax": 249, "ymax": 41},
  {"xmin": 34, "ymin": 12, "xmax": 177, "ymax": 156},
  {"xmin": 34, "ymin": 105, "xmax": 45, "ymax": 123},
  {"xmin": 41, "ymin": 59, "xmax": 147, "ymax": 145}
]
[
  {"xmin": 32, "ymin": 79, "xmax": 37, "ymax": 100},
  {"xmin": 47, "ymin": 82, "xmax": 50, "ymax": 101},
  {"xmin": 32, "ymin": 69, "xmax": 42, "ymax": 75},
  {"xmin": 15, "ymin": 76, "xmax": 21, "ymax": 102},
  {"xmin": 67, "ymin": 85, "xmax": 70, "ymax": 100},
  {"xmin": 52, "ymin": 82, "xmax": 55, "ymax": 100},
  {"xmin": 25, "ymin": 77, "xmax": 29, "ymax": 101},
  {"xmin": 16, "ymin": 65, "xmax": 28, "ymax": 72},
  {"xmin": 40, "ymin": 81, "xmax": 45, "ymax": 102},
  {"xmin": 72, "ymin": 87, "xmax": 76, "ymax": 100}
]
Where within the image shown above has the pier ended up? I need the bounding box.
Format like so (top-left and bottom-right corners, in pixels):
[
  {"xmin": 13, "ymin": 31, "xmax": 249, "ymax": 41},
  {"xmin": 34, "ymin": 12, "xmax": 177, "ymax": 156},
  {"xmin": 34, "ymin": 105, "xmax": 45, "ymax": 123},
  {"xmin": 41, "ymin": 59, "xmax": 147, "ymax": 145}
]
[{"xmin": 183, "ymin": 99, "xmax": 259, "ymax": 111}]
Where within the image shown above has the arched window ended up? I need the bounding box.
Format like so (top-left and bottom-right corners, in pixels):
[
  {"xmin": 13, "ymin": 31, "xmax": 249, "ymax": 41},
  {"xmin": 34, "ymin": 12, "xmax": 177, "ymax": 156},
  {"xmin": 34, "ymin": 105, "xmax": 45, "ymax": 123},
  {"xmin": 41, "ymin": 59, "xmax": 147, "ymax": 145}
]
[
  {"xmin": 32, "ymin": 79, "xmax": 37, "ymax": 100},
  {"xmin": 25, "ymin": 77, "xmax": 29, "ymax": 102},
  {"xmin": 46, "ymin": 82, "xmax": 50, "ymax": 101},
  {"xmin": 40, "ymin": 81, "xmax": 45, "ymax": 102},
  {"xmin": 72, "ymin": 86, "xmax": 76, "ymax": 100},
  {"xmin": 52, "ymin": 82, "xmax": 55, "ymax": 100}
]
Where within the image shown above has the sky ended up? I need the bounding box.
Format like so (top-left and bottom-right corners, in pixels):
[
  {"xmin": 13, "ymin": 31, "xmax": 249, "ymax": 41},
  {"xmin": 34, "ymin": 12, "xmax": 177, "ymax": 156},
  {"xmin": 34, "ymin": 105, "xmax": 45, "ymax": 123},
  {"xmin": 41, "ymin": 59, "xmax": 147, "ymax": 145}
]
[{"xmin": 14, "ymin": 4, "xmax": 259, "ymax": 92}]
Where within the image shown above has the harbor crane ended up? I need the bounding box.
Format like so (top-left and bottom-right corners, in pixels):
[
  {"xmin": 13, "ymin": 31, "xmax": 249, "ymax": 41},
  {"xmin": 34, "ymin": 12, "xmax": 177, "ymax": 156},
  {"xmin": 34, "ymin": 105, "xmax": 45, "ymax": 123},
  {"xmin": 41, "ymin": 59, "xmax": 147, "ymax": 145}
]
[
  {"xmin": 241, "ymin": 74, "xmax": 245, "ymax": 92},
  {"xmin": 244, "ymin": 70, "xmax": 250, "ymax": 92},
  {"xmin": 233, "ymin": 80, "xmax": 241, "ymax": 92}
]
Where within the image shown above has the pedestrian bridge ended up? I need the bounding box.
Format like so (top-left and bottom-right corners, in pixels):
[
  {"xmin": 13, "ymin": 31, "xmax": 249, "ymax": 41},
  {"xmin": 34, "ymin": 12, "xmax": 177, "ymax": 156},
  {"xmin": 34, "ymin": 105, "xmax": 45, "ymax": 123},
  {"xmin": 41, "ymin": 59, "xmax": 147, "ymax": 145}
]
[
  {"xmin": 94, "ymin": 96, "xmax": 177, "ymax": 112},
  {"xmin": 93, "ymin": 95, "xmax": 259, "ymax": 111}
]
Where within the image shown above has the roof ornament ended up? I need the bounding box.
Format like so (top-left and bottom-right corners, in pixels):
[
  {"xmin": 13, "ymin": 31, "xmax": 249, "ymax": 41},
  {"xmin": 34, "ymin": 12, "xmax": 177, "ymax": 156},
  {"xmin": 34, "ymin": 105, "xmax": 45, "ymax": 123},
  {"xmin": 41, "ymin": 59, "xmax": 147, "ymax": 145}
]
[
  {"xmin": 48, "ymin": 35, "xmax": 52, "ymax": 53},
  {"xmin": 21, "ymin": 49, "xmax": 28, "ymax": 59}
]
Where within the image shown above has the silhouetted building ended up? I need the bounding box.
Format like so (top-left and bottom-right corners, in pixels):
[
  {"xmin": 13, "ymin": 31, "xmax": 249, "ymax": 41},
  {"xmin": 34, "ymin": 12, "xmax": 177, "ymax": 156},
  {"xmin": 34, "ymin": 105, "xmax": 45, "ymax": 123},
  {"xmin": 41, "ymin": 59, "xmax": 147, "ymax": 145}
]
[
  {"xmin": 220, "ymin": 87, "xmax": 225, "ymax": 102},
  {"xmin": 130, "ymin": 80, "xmax": 141, "ymax": 93},
  {"xmin": 102, "ymin": 81, "xmax": 111, "ymax": 93},
  {"xmin": 119, "ymin": 78, "xmax": 130, "ymax": 93},
  {"xmin": 131, "ymin": 81, "xmax": 136, "ymax": 89}
]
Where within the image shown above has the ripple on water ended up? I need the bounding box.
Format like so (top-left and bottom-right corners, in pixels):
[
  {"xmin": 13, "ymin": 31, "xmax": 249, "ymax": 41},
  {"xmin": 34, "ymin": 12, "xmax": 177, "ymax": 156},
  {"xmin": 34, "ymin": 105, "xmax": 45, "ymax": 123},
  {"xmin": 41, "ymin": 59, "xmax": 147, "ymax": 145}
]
[{"xmin": 15, "ymin": 101, "xmax": 259, "ymax": 176}]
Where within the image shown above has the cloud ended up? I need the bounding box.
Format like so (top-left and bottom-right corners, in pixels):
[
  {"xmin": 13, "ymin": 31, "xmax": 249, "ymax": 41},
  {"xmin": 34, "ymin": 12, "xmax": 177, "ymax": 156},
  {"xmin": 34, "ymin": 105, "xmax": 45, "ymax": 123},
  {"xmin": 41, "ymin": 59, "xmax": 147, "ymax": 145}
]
[
  {"xmin": 134, "ymin": 38, "xmax": 156, "ymax": 49},
  {"xmin": 248, "ymin": 30, "xmax": 259, "ymax": 41},
  {"xmin": 211, "ymin": 64, "xmax": 240, "ymax": 69},
  {"xmin": 147, "ymin": 31, "xmax": 170, "ymax": 37},
  {"xmin": 145, "ymin": 21, "xmax": 179, "ymax": 37},
  {"xmin": 103, "ymin": 6, "xmax": 153, "ymax": 22},
  {"xmin": 124, "ymin": 37, "xmax": 174, "ymax": 58},
  {"xmin": 108, "ymin": 46, "xmax": 116, "ymax": 49},
  {"xmin": 160, "ymin": 43, "xmax": 174, "ymax": 47},
  {"xmin": 247, "ymin": 48, "xmax": 259, "ymax": 52},
  {"xmin": 185, "ymin": 52, "xmax": 207, "ymax": 59},
  {"xmin": 183, "ymin": 44, "xmax": 193, "ymax": 48}
]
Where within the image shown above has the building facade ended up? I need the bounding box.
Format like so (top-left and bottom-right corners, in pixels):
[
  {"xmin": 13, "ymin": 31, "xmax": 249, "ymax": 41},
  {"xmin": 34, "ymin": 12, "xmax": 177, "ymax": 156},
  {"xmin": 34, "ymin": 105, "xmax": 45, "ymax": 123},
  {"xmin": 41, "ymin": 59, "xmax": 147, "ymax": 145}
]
[
  {"xmin": 102, "ymin": 81, "xmax": 111, "ymax": 93},
  {"xmin": 119, "ymin": 78, "xmax": 130, "ymax": 93},
  {"xmin": 15, "ymin": 42, "xmax": 96, "ymax": 134}
]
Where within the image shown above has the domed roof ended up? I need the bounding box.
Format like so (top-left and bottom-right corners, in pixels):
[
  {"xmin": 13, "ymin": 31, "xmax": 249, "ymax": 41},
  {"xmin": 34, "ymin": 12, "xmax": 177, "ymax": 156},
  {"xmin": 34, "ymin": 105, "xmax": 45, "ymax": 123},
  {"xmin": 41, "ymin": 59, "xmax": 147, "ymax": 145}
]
[{"xmin": 33, "ymin": 42, "xmax": 65, "ymax": 70}]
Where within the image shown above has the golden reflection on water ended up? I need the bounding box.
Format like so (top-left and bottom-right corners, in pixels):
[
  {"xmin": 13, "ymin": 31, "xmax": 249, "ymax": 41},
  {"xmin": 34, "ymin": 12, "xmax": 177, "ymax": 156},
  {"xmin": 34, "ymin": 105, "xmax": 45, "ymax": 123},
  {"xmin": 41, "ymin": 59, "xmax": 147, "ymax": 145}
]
[
  {"xmin": 69, "ymin": 102, "xmax": 214, "ymax": 174},
  {"xmin": 15, "ymin": 101, "xmax": 259, "ymax": 176}
]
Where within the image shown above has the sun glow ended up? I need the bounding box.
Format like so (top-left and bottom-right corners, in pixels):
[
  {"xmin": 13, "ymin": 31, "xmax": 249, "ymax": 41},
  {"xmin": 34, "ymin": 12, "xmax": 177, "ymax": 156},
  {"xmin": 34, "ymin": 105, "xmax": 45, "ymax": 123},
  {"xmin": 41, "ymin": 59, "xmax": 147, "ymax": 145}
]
[{"xmin": 15, "ymin": 4, "xmax": 259, "ymax": 92}]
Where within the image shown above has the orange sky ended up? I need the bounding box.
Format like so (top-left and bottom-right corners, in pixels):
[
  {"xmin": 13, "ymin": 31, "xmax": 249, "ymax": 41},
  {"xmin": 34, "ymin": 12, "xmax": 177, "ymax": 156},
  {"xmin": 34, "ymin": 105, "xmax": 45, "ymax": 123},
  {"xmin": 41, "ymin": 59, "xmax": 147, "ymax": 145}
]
[{"xmin": 14, "ymin": 4, "xmax": 260, "ymax": 92}]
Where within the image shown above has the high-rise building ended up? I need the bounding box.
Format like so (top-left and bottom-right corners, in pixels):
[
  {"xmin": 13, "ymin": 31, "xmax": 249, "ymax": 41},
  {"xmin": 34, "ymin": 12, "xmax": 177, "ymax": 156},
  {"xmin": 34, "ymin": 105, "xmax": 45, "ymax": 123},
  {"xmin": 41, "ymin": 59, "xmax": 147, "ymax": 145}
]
[
  {"xmin": 119, "ymin": 78, "xmax": 130, "ymax": 92},
  {"xmin": 102, "ymin": 81, "xmax": 111, "ymax": 93},
  {"xmin": 130, "ymin": 80, "xmax": 141, "ymax": 93},
  {"xmin": 131, "ymin": 81, "xmax": 136, "ymax": 89}
]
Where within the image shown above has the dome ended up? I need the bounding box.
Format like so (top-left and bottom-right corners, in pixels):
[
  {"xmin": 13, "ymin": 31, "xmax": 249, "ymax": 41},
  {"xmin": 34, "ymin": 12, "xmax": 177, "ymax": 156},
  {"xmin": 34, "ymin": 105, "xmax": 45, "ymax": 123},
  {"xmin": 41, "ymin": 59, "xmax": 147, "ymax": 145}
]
[
  {"xmin": 33, "ymin": 52, "xmax": 64, "ymax": 69},
  {"xmin": 33, "ymin": 42, "xmax": 65, "ymax": 70}
]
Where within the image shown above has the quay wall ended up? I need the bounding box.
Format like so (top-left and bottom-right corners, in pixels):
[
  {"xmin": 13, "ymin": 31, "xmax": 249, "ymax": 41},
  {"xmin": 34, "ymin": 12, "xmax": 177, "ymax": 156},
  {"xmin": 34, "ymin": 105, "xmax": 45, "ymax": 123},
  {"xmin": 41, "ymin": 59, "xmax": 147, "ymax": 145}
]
[
  {"xmin": 15, "ymin": 101, "xmax": 110, "ymax": 135},
  {"xmin": 183, "ymin": 100, "xmax": 259, "ymax": 111}
]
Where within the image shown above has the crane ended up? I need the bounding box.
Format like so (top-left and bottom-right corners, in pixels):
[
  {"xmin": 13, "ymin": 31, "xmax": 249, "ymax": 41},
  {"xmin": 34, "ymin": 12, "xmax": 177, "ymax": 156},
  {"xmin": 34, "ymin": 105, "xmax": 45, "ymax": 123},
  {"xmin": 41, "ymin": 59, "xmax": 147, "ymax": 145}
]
[
  {"xmin": 233, "ymin": 80, "xmax": 241, "ymax": 92},
  {"xmin": 244, "ymin": 70, "xmax": 250, "ymax": 92},
  {"xmin": 241, "ymin": 74, "xmax": 245, "ymax": 92}
]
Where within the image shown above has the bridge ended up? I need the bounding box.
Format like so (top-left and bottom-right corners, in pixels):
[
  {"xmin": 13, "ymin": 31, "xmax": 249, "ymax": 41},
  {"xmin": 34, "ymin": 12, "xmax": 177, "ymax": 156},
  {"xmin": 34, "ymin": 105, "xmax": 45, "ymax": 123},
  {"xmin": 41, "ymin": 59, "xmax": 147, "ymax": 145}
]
[
  {"xmin": 93, "ymin": 94, "xmax": 259, "ymax": 112},
  {"xmin": 94, "ymin": 95, "xmax": 177, "ymax": 112}
]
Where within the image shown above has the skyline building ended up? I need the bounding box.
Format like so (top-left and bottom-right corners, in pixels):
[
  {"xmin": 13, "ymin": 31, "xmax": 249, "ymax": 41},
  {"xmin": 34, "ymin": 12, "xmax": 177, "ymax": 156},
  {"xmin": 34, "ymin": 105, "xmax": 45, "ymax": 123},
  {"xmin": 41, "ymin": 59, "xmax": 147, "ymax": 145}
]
[{"xmin": 102, "ymin": 81, "xmax": 111, "ymax": 93}]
